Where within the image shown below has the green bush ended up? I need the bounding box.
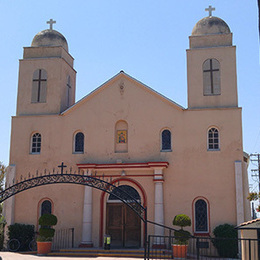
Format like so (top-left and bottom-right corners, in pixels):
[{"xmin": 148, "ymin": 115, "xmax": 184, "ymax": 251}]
[
  {"xmin": 37, "ymin": 214, "xmax": 57, "ymax": 242},
  {"xmin": 213, "ymin": 223, "xmax": 238, "ymax": 258},
  {"xmin": 39, "ymin": 227, "xmax": 55, "ymax": 238},
  {"xmin": 0, "ymin": 223, "xmax": 4, "ymax": 250},
  {"xmin": 38, "ymin": 214, "xmax": 57, "ymax": 226},
  {"xmin": 172, "ymin": 214, "xmax": 191, "ymax": 245},
  {"xmin": 173, "ymin": 214, "xmax": 191, "ymax": 228},
  {"xmin": 7, "ymin": 223, "xmax": 35, "ymax": 251},
  {"xmin": 0, "ymin": 203, "xmax": 6, "ymax": 250}
]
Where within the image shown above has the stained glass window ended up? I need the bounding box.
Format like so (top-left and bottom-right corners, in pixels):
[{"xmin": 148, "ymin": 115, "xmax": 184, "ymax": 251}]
[
  {"xmin": 195, "ymin": 199, "xmax": 208, "ymax": 232},
  {"xmin": 161, "ymin": 130, "xmax": 171, "ymax": 151},
  {"xmin": 41, "ymin": 200, "xmax": 52, "ymax": 216},
  {"xmin": 75, "ymin": 132, "xmax": 84, "ymax": 153},
  {"xmin": 208, "ymin": 128, "xmax": 219, "ymax": 150},
  {"xmin": 31, "ymin": 133, "xmax": 41, "ymax": 154}
]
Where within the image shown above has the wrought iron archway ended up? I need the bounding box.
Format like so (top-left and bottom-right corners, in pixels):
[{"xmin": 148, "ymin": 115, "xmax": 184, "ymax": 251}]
[
  {"xmin": 1, "ymin": 164, "xmax": 146, "ymax": 221},
  {"xmin": 1, "ymin": 162, "xmax": 149, "ymax": 259}
]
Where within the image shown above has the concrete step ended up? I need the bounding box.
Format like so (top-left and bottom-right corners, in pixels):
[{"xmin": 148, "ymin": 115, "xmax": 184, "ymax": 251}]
[
  {"xmin": 47, "ymin": 248, "xmax": 172, "ymax": 258},
  {"xmin": 48, "ymin": 248, "xmax": 145, "ymax": 258}
]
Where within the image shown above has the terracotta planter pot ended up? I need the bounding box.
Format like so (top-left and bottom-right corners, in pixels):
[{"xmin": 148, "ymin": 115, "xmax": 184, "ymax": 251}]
[
  {"xmin": 172, "ymin": 244, "xmax": 188, "ymax": 259},
  {"xmin": 37, "ymin": 241, "xmax": 52, "ymax": 255}
]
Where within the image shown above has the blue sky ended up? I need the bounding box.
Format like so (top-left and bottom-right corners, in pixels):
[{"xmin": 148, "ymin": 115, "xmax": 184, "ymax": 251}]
[{"xmin": 0, "ymin": 1, "xmax": 259, "ymax": 190}]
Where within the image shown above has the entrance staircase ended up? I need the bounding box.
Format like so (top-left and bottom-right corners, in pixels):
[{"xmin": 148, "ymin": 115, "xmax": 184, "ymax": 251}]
[{"xmin": 48, "ymin": 248, "xmax": 146, "ymax": 258}]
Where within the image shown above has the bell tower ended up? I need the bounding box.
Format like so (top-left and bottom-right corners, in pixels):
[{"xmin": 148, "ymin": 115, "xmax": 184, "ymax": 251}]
[
  {"xmin": 187, "ymin": 6, "xmax": 238, "ymax": 109},
  {"xmin": 16, "ymin": 19, "xmax": 76, "ymax": 116}
]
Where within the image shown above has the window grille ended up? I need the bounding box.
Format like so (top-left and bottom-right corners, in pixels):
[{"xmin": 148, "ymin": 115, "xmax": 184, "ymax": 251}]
[
  {"xmin": 108, "ymin": 185, "xmax": 140, "ymax": 202},
  {"xmin": 75, "ymin": 132, "xmax": 84, "ymax": 153},
  {"xmin": 161, "ymin": 130, "xmax": 171, "ymax": 151},
  {"xmin": 31, "ymin": 133, "xmax": 41, "ymax": 154},
  {"xmin": 208, "ymin": 128, "xmax": 219, "ymax": 150},
  {"xmin": 41, "ymin": 200, "xmax": 52, "ymax": 216},
  {"xmin": 195, "ymin": 199, "xmax": 208, "ymax": 232}
]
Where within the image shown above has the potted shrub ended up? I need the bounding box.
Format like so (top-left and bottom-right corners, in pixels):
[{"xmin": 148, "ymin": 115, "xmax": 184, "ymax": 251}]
[
  {"xmin": 172, "ymin": 214, "xmax": 191, "ymax": 259},
  {"xmin": 37, "ymin": 213, "xmax": 57, "ymax": 255}
]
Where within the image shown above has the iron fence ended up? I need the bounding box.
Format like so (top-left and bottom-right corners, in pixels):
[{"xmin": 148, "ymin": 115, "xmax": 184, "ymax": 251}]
[
  {"xmin": 147, "ymin": 235, "xmax": 260, "ymax": 260},
  {"xmin": 52, "ymin": 228, "xmax": 74, "ymax": 250}
]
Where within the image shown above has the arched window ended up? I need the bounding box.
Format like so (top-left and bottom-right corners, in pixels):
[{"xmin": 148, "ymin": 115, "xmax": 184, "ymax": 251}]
[
  {"xmin": 74, "ymin": 132, "xmax": 84, "ymax": 153},
  {"xmin": 203, "ymin": 59, "xmax": 220, "ymax": 96},
  {"xmin": 194, "ymin": 199, "xmax": 209, "ymax": 233},
  {"xmin": 161, "ymin": 129, "xmax": 171, "ymax": 151},
  {"xmin": 31, "ymin": 133, "xmax": 41, "ymax": 154},
  {"xmin": 41, "ymin": 200, "xmax": 52, "ymax": 216},
  {"xmin": 31, "ymin": 69, "xmax": 47, "ymax": 103},
  {"xmin": 208, "ymin": 127, "xmax": 219, "ymax": 150}
]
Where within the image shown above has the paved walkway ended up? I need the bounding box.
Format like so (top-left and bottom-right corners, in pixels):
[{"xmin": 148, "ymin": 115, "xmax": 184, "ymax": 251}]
[{"xmin": 0, "ymin": 252, "xmax": 142, "ymax": 260}]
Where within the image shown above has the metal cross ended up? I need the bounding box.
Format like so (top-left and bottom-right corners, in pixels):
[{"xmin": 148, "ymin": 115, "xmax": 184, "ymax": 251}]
[
  {"xmin": 58, "ymin": 162, "xmax": 67, "ymax": 175},
  {"xmin": 205, "ymin": 5, "xmax": 215, "ymax": 17},
  {"xmin": 47, "ymin": 19, "xmax": 56, "ymax": 31}
]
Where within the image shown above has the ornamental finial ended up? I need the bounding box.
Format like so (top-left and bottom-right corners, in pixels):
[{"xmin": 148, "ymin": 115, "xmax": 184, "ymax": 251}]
[
  {"xmin": 47, "ymin": 19, "xmax": 56, "ymax": 31},
  {"xmin": 205, "ymin": 5, "xmax": 215, "ymax": 17}
]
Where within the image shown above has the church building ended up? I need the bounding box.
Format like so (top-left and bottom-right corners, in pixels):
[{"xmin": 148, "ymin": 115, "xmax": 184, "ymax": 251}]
[{"xmin": 4, "ymin": 8, "xmax": 250, "ymax": 248}]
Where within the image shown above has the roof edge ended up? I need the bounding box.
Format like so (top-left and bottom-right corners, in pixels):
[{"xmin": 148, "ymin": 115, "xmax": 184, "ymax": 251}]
[{"xmin": 61, "ymin": 71, "xmax": 184, "ymax": 116}]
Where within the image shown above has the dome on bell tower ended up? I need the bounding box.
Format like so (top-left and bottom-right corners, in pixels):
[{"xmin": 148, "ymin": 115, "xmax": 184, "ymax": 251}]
[
  {"xmin": 31, "ymin": 19, "xmax": 68, "ymax": 52},
  {"xmin": 191, "ymin": 5, "xmax": 231, "ymax": 36},
  {"xmin": 189, "ymin": 6, "xmax": 232, "ymax": 49},
  {"xmin": 192, "ymin": 16, "xmax": 231, "ymax": 36}
]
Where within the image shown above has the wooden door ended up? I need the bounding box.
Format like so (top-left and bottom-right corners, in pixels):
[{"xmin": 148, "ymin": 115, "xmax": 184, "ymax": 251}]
[
  {"xmin": 106, "ymin": 203, "xmax": 141, "ymax": 248},
  {"xmin": 106, "ymin": 203, "xmax": 124, "ymax": 247},
  {"xmin": 124, "ymin": 203, "xmax": 141, "ymax": 247}
]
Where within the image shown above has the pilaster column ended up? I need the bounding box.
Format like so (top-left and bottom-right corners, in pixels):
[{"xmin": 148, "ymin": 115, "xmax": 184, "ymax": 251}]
[
  {"xmin": 153, "ymin": 168, "xmax": 164, "ymax": 239},
  {"xmin": 3, "ymin": 165, "xmax": 16, "ymax": 226},
  {"xmin": 235, "ymin": 161, "xmax": 244, "ymax": 225},
  {"xmin": 80, "ymin": 169, "xmax": 93, "ymax": 247}
]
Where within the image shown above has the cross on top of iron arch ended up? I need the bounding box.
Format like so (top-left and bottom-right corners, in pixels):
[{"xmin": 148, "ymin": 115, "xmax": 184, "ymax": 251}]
[{"xmin": 58, "ymin": 162, "xmax": 67, "ymax": 174}]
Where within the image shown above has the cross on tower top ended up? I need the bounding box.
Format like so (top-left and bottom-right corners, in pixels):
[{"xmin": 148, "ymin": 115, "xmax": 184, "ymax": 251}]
[
  {"xmin": 205, "ymin": 5, "xmax": 215, "ymax": 17},
  {"xmin": 47, "ymin": 19, "xmax": 56, "ymax": 31}
]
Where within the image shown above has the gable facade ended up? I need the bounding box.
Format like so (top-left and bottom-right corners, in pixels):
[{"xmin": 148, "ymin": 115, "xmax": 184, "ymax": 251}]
[{"xmin": 4, "ymin": 13, "xmax": 250, "ymax": 248}]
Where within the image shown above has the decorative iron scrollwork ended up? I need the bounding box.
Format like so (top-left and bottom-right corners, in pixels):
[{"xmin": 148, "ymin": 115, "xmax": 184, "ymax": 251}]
[{"xmin": 0, "ymin": 173, "xmax": 146, "ymax": 220}]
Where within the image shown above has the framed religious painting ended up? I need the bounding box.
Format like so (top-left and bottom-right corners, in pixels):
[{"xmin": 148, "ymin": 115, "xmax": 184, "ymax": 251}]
[{"xmin": 117, "ymin": 130, "xmax": 127, "ymax": 144}]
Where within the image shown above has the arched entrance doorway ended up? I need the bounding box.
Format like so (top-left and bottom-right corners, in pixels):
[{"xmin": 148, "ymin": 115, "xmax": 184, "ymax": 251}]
[{"xmin": 106, "ymin": 185, "xmax": 141, "ymax": 248}]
